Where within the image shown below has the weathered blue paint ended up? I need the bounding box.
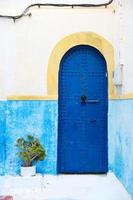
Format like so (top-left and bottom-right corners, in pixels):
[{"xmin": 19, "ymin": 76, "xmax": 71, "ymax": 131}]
[
  {"xmin": 58, "ymin": 45, "xmax": 108, "ymax": 173},
  {"xmin": 0, "ymin": 101, "xmax": 6, "ymax": 175},
  {"xmin": 0, "ymin": 99, "xmax": 132, "ymax": 198},
  {"xmin": 4, "ymin": 100, "xmax": 58, "ymax": 175},
  {"xmin": 108, "ymin": 100, "xmax": 133, "ymax": 197}
]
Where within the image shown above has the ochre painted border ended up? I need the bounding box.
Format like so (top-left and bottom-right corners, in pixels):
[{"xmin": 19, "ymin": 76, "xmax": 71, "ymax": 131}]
[
  {"xmin": 110, "ymin": 93, "xmax": 133, "ymax": 100},
  {"xmin": 7, "ymin": 93, "xmax": 133, "ymax": 100},
  {"xmin": 7, "ymin": 95, "xmax": 58, "ymax": 100},
  {"xmin": 47, "ymin": 32, "xmax": 115, "ymax": 99}
]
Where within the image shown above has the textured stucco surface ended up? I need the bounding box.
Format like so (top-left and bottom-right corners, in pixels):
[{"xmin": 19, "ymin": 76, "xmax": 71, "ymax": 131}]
[
  {"xmin": 108, "ymin": 100, "xmax": 133, "ymax": 197},
  {"xmin": 0, "ymin": 100, "xmax": 133, "ymax": 197},
  {"xmin": 0, "ymin": 101, "xmax": 6, "ymax": 175},
  {"xmin": 0, "ymin": 100, "xmax": 58, "ymax": 175}
]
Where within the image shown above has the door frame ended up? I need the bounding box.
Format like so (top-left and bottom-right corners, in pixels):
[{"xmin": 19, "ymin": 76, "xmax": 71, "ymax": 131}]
[
  {"xmin": 47, "ymin": 32, "xmax": 114, "ymax": 99},
  {"xmin": 47, "ymin": 32, "xmax": 114, "ymax": 174}
]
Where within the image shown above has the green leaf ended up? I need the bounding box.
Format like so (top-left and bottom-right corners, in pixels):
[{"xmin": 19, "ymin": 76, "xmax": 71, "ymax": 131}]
[{"xmin": 15, "ymin": 135, "xmax": 46, "ymax": 166}]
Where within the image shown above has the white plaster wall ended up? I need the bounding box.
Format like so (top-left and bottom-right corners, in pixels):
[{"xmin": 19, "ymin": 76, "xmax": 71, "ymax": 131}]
[
  {"xmin": 0, "ymin": 4, "xmax": 115, "ymax": 98},
  {"xmin": 121, "ymin": 0, "xmax": 133, "ymax": 94},
  {"xmin": 0, "ymin": 0, "xmax": 132, "ymax": 99},
  {"xmin": 113, "ymin": 0, "xmax": 133, "ymax": 94}
]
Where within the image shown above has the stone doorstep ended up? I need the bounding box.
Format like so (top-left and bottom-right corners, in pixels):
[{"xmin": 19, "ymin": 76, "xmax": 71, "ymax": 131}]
[{"xmin": 0, "ymin": 196, "xmax": 13, "ymax": 200}]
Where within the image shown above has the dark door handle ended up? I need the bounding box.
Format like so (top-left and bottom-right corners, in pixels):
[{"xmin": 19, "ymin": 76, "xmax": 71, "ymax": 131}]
[
  {"xmin": 87, "ymin": 100, "xmax": 99, "ymax": 103},
  {"xmin": 80, "ymin": 96, "xmax": 99, "ymax": 104}
]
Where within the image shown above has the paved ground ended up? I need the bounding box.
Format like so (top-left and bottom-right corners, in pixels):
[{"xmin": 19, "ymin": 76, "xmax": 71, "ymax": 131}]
[{"xmin": 0, "ymin": 173, "xmax": 131, "ymax": 200}]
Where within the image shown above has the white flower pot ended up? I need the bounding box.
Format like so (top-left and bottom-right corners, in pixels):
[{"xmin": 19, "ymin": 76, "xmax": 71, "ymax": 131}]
[{"xmin": 20, "ymin": 166, "xmax": 36, "ymax": 177}]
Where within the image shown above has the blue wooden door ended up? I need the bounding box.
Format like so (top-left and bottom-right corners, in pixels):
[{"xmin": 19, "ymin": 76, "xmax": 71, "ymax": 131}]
[{"xmin": 58, "ymin": 45, "xmax": 108, "ymax": 173}]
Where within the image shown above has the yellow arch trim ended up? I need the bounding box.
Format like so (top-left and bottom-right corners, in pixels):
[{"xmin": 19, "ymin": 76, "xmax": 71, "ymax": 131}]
[{"xmin": 47, "ymin": 32, "xmax": 115, "ymax": 99}]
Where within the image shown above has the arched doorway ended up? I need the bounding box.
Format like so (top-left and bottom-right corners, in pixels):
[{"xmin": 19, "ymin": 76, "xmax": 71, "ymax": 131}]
[{"xmin": 58, "ymin": 45, "xmax": 108, "ymax": 173}]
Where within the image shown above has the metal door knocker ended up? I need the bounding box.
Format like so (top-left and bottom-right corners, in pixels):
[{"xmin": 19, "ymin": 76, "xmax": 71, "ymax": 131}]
[{"xmin": 80, "ymin": 95, "xmax": 87, "ymax": 104}]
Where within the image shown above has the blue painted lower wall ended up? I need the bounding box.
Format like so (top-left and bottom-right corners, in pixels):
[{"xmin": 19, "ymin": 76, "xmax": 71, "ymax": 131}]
[
  {"xmin": 0, "ymin": 101, "xmax": 6, "ymax": 175},
  {"xmin": 108, "ymin": 100, "xmax": 133, "ymax": 197},
  {"xmin": 0, "ymin": 99, "xmax": 132, "ymax": 197},
  {"xmin": 0, "ymin": 100, "xmax": 58, "ymax": 175}
]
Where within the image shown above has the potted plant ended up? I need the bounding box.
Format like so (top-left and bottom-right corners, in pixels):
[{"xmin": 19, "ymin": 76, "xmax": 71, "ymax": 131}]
[{"xmin": 16, "ymin": 135, "xmax": 46, "ymax": 177}]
